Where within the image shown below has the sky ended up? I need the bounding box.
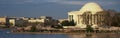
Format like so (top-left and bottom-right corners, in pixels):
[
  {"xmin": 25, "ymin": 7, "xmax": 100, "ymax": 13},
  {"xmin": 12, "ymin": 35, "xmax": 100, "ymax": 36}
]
[{"xmin": 0, "ymin": 0, "xmax": 120, "ymax": 19}]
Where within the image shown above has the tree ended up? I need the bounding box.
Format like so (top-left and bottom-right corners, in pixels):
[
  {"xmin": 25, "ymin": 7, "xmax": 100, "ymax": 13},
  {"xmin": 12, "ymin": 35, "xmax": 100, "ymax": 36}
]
[
  {"xmin": 61, "ymin": 20, "xmax": 70, "ymax": 26},
  {"xmin": 51, "ymin": 25, "xmax": 63, "ymax": 29},
  {"xmin": 104, "ymin": 10, "xmax": 120, "ymax": 27},
  {"xmin": 111, "ymin": 15, "xmax": 120, "ymax": 27},
  {"xmin": 86, "ymin": 25, "xmax": 94, "ymax": 33},
  {"xmin": 61, "ymin": 20, "xmax": 76, "ymax": 26},
  {"xmin": 30, "ymin": 26, "xmax": 37, "ymax": 32},
  {"xmin": 103, "ymin": 10, "xmax": 120, "ymax": 27},
  {"xmin": 69, "ymin": 20, "xmax": 76, "ymax": 26}
]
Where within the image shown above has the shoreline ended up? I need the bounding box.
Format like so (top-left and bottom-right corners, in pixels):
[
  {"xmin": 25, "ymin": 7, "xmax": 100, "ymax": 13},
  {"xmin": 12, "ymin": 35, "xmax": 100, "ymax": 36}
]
[
  {"xmin": 12, "ymin": 32, "xmax": 84, "ymax": 34},
  {"xmin": 0, "ymin": 28, "xmax": 12, "ymax": 30},
  {"xmin": 11, "ymin": 32, "xmax": 120, "ymax": 34}
]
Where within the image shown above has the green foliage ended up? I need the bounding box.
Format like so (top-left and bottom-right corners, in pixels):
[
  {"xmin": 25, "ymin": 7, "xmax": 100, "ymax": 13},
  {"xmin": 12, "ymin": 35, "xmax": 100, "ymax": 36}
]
[
  {"xmin": 61, "ymin": 20, "xmax": 70, "ymax": 26},
  {"xmin": 86, "ymin": 25, "xmax": 94, "ymax": 33},
  {"xmin": 15, "ymin": 23, "xmax": 24, "ymax": 27},
  {"xmin": 51, "ymin": 25, "xmax": 63, "ymax": 29},
  {"xmin": 9, "ymin": 23, "xmax": 13, "ymax": 26},
  {"xmin": 61, "ymin": 20, "xmax": 76, "ymax": 26},
  {"xmin": 69, "ymin": 20, "xmax": 76, "ymax": 26},
  {"xmin": 30, "ymin": 26, "xmax": 37, "ymax": 32}
]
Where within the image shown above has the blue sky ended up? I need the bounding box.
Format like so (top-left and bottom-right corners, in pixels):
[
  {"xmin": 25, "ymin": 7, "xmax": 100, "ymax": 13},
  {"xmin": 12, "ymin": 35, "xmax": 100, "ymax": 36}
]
[{"xmin": 0, "ymin": 0, "xmax": 120, "ymax": 19}]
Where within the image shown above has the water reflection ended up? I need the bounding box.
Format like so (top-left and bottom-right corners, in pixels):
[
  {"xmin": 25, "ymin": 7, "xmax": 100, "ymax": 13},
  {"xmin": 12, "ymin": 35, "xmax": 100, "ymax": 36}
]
[
  {"xmin": 1, "ymin": 29, "xmax": 120, "ymax": 38},
  {"xmin": 86, "ymin": 34, "xmax": 94, "ymax": 38},
  {"xmin": 68, "ymin": 33, "xmax": 120, "ymax": 38}
]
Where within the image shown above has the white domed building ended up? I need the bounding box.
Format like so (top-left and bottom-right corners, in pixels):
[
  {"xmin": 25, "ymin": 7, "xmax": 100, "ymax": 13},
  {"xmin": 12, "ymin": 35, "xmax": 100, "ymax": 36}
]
[{"xmin": 68, "ymin": 2, "xmax": 107, "ymax": 28}]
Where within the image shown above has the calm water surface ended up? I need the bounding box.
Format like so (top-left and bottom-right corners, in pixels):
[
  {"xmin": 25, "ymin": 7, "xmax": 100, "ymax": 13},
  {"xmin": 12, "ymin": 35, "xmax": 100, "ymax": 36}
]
[{"xmin": 0, "ymin": 29, "xmax": 120, "ymax": 38}]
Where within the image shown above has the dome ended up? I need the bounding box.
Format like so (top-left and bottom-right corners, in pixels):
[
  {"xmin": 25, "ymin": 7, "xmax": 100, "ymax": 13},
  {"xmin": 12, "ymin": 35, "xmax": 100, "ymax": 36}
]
[{"xmin": 79, "ymin": 2, "xmax": 103, "ymax": 14}]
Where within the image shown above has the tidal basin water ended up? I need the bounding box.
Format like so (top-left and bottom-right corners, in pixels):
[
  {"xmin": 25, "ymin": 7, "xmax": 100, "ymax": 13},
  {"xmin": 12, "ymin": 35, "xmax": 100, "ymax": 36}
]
[{"xmin": 0, "ymin": 29, "xmax": 120, "ymax": 38}]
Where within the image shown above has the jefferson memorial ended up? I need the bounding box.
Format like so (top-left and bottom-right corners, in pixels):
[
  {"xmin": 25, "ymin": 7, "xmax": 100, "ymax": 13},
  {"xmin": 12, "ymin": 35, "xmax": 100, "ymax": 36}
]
[{"xmin": 68, "ymin": 2, "xmax": 107, "ymax": 28}]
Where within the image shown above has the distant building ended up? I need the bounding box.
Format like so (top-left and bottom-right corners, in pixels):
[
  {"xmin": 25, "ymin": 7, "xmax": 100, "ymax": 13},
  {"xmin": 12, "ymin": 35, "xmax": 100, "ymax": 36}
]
[
  {"xmin": 0, "ymin": 16, "xmax": 14, "ymax": 25},
  {"xmin": 0, "ymin": 17, "xmax": 9, "ymax": 27},
  {"xmin": 68, "ymin": 2, "xmax": 107, "ymax": 28},
  {"xmin": 27, "ymin": 16, "xmax": 58, "ymax": 27},
  {"xmin": 28, "ymin": 18, "xmax": 44, "ymax": 23},
  {"xmin": 0, "ymin": 16, "xmax": 58, "ymax": 27},
  {"xmin": 20, "ymin": 17, "xmax": 29, "ymax": 20},
  {"xmin": 9, "ymin": 19, "xmax": 15, "ymax": 26},
  {"xmin": 0, "ymin": 17, "xmax": 9, "ymax": 24},
  {"xmin": 28, "ymin": 16, "xmax": 52, "ymax": 23},
  {"xmin": 0, "ymin": 16, "xmax": 18, "ymax": 27},
  {"xmin": 9, "ymin": 18, "xmax": 26, "ymax": 26}
]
